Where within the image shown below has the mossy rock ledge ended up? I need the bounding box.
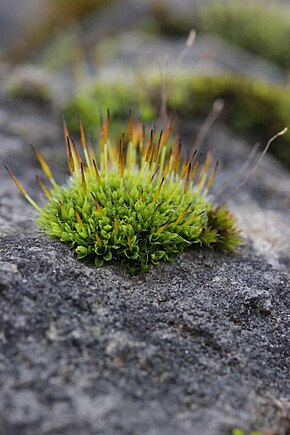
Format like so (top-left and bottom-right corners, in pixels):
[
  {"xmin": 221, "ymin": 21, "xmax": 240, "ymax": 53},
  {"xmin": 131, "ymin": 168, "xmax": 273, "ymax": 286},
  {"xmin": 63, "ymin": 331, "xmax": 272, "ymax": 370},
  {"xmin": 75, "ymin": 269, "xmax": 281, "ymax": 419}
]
[{"xmin": 1, "ymin": 99, "xmax": 290, "ymax": 435}]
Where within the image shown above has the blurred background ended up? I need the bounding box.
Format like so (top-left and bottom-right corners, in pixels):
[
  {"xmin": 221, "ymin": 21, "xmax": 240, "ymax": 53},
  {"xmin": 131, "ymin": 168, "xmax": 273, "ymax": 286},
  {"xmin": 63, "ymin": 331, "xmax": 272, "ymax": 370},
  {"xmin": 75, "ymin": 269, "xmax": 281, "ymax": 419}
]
[
  {"xmin": 2, "ymin": 4, "xmax": 290, "ymax": 435},
  {"xmin": 1, "ymin": 0, "xmax": 290, "ymax": 169}
]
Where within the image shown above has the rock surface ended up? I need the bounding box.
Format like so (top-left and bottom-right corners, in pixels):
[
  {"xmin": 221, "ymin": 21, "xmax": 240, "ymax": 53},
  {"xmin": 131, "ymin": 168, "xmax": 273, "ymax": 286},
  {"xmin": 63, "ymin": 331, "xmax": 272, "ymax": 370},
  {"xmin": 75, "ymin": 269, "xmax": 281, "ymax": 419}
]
[{"xmin": 0, "ymin": 235, "xmax": 290, "ymax": 435}]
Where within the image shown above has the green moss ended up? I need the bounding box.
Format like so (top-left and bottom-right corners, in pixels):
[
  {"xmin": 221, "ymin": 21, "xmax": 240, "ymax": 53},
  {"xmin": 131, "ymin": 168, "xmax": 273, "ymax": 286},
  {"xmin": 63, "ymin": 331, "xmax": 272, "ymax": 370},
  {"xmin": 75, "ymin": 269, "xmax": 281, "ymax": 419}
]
[
  {"xmin": 5, "ymin": 0, "xmax": 114, "ymax": 63},
  {"xmin": 40, "ymin": 32, "xmax": 78, "ymax": 71},
  {"xmin": 200, "ymin": 0, "xmax": 290, "ymax": 69},
  {"xmin": 232, "ymin": 429, "xmax": 262, "ymax": 435},
  {"xmin": 6, "ymin": 67, "xmax": 52, "ymax": 104},
  {"xmin": 7, "ymin": 82, "xmax": 51, "ymax": 104},
  {"xmin": 65, "ymin": 73, "xmax": 290, "ymax": 167},
  {"xmin": 8, "ymin": 119, "xmax": 240, "ymax": 275},
  {"xmin": 168, "ymin": 74, "xmax": 290, "ymax": 166},
  {"xmin": 151, "ymin": 0, "xmax": 290, "ymax": 70},
  {"xmin": 65, "ymin": 81, "xmax": 157, "ymax": 139}
]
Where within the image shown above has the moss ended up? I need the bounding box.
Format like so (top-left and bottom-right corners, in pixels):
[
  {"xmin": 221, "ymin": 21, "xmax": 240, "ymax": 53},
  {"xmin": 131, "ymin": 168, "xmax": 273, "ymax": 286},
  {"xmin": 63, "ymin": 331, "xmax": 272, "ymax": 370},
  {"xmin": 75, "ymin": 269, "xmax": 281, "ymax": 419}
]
[
  {"xmin": 65, "ymin": 73, "xmax": 290, "ymax": 167},
  {"xmin": 232, "ymin": 429, "xmax": 262, "ymax": 435},
  {"xmin": 7, "ymin": 82, "xmax": 51, "ymax": 104},
  {"xmin": 6, "ymin": 66, "xmax": 52, "ymax": 104},
  {"xmin": 39, "ymin": 32, "xmax": 79, "ymax": 71},
  {"xmin": 168, "ymin": 74, "xmax": 290, "ymax": 166},
  {"xmin": 150, "ymin": 0, "xmax": 290, "ymax": 69},
  {"xmin": 65, "ymin": 80, "xmax": 157, "ymax": 139},
  {"xmin": 7, "ymin": 117, "xmax": 240, "ymax": 275},
  {"xmin": 200, "ymin": 0, "xmax": 290, "ymax": 69}
]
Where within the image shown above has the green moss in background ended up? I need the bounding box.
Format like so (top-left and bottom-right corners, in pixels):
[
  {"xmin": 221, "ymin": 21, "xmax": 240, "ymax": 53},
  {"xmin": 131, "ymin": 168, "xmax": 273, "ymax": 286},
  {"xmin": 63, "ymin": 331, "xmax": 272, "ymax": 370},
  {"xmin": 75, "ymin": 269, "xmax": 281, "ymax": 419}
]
[
  {"xmin": 51, "ymin": 0, "xmax": 111, "ymax": 19},
  {"xmin": 65, "ymin": 81, "xmax": 157, "ymax": 140},
  {"xmin": 231, "ymin": 429, "xmax": 262, "ymax": 435},
  {"xmin": 168, "ymin": 74, "xmax": 290, "ymax": 166},
  {"xmin": 5, "ymin": 66, "xmax": 52, "ymax": 104},
  {"xmin": 151, "ymin": 0, "xmax": 290, "ymax": 70},
  {"xmin": 64, "ymin": 73, "xmax": 290, "ymax": 167},
  {"xmin": 200, "ymin": 0, "xmax": 290, "ymax": 69},
  {"xmin": 39, "ymin": 32, "xmax": 79, "ymax": 71}
]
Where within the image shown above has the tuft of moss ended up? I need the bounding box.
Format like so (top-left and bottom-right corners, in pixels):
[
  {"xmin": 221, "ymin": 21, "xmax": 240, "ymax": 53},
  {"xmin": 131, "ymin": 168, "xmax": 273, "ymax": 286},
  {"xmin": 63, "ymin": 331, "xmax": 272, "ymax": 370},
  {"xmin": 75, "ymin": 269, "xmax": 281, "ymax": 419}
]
[
  {"xmin": 65, "ymin": 74, "xmax": 290, "ymax": 167},
  {"xmin": 7, "ymin": 115, "xmax": 241, "ymax": 275}
]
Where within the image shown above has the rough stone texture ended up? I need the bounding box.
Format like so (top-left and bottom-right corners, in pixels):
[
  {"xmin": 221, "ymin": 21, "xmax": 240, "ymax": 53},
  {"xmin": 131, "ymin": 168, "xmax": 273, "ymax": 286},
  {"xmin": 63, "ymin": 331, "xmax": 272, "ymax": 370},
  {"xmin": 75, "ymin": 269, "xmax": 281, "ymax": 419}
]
[{"xmin": 0, "ymin": 236, "xmax": 289, "ymax": 435}]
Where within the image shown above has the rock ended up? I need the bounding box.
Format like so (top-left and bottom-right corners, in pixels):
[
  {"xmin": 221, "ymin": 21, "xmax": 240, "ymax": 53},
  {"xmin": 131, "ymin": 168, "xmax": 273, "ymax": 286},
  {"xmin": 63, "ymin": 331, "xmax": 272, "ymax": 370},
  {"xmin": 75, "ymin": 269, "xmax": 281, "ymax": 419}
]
[
  {"xmin": 0, "ymin": 0, "xmax": 45, "ymax": 51},
  {"xmin": 0, "ymin": 235, "xmax": 289, "ymax": 435}
]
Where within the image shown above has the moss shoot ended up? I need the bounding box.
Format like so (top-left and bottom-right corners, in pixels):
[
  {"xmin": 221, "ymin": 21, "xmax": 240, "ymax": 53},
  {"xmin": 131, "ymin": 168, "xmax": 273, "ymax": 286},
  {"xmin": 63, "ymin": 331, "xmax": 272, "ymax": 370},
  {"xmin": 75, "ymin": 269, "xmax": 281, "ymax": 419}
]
[{"xmin": 7, "ymin": 114, "xmax": 241, "ymax": 275}]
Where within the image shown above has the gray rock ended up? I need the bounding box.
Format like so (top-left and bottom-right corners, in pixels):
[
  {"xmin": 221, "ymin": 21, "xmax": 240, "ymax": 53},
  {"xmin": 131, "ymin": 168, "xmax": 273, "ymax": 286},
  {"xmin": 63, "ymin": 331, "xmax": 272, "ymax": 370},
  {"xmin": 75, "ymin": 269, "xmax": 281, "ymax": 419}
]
[
  {"xmin": 0, "ymin": 0, "xmax": 45, "ymax": 51},
  {"xmin": 0, "ymin": 235, "xmax": 289, "ymax": 435}
]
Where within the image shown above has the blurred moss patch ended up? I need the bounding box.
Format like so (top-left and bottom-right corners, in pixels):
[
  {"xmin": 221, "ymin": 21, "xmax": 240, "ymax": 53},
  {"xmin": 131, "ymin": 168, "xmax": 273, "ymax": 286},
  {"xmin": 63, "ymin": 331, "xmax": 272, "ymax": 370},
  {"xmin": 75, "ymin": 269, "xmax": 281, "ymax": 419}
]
[
  {"xmin": 232, "ymin": 429, "xmax": 262, "ymax": 435},
  {"xmin": 152, "ymin": 0, "xmax": 290, "ymax": 70},
  {"xmin": 5, "ymin": 65, "xmax": 52, "ymax": 104},
  {"xmin": 168, "ymin": 74, "xmax": 290, "ymax": 165},
  {"xmin": 65, "ymin": 73, "xmax": 290, "ymax": 167},
  {"xmin": 65, "ymin": 79, "xmax": 157, "ymax": 140}
]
